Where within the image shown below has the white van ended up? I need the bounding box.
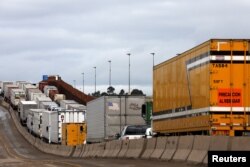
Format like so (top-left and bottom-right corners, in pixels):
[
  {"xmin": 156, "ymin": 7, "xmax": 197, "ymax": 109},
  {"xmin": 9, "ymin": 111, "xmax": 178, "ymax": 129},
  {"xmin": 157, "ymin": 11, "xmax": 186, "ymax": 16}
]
[{"xmin": 119, "ymin": 125, "xmax": 149, "ymax": 140}]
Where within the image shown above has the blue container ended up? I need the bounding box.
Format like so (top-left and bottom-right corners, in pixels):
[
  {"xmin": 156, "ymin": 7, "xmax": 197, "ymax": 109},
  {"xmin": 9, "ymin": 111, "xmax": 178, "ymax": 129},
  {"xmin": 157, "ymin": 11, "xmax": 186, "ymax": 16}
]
[{"xmin": 43, "ymin": 75, "xmax": 48, "ymax": 81}]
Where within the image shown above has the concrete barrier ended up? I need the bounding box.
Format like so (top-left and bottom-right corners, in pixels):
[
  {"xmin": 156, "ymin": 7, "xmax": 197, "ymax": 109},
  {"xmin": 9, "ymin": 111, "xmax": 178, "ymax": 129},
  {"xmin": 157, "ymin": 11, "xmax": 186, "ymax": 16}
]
[
  {"xmin": 82, "ymin": 144, "xmax": 91, "ymax": 158},
  {"xmin": 161, "ymin": 136, "xmax": 179, "ymax": 161},
  {"xmin": 231, "ymin": 137, "xmax": 250, "ymax": 150},
  {"xmin": 117, "ymin": 140, "xmax": 130, "ymax": 158},
  {"xmin": 72, "ymin": 145, "xmax": 84, "ymax": 158},
  {"xmin": 79, "ymin": 144, "xmax": 86, "ymax": 157},
  {"xmin": 89, "ymin": 143, "xmax": 99, "ymax": 157},
  {"xmin": 125, "ymin": 138, "xmax": 145, "ymax": 159},
  {"xmin": 172, "ymin": 135, "xmax": 194, "ymax": 161},
  {"xmin": 110, "ymin": 140, "xmax": 123, "ymax": 158},
  {"xmin": 203, "ymin": 136, "xmax": 230, "ymax": 164},
  {"xmin": 25, "ymin": 133, "xmax": 34, "ymax": 144},
  {"xmin": 84, "ymin": 144, "xmax": 95, "ymax": 158},
  {"xmin": 34, "ymin": 138, "xmax": 43, "ymax": 152},
  {"xmin": 95, "ymin": 142, "xmax": 106, "ymax": 157},
  {"xmin": 102, "ymin": 141, "xmax": 112, "ymax": 158},
  {"xmin": 63, "ymin": 145, "xmax": 74, "ymax": 157},
  {"xmin": 150, "ymin": 137, "xmax": 167, "ymax": 159},
  {"xmin": 141, "ymin": 138, "xmax": 157, "ymax": 159},
  {"xmin": 43, "ymin": 142, "xmax": 53, "ymax": 154},
  {"xmin": 49, "ymin": 144, "xmax": 73, "ymax": 157},
  {"xmin": 187, "ymin": 135, "xmax": 210, "ymax": 164},
  {"xmin": 47, "ymin": 143, "xmax": 58, "ymax": 155},
  {"xmin": 7, "ymin": 104, "xmax": 77, "ymax": 157}
]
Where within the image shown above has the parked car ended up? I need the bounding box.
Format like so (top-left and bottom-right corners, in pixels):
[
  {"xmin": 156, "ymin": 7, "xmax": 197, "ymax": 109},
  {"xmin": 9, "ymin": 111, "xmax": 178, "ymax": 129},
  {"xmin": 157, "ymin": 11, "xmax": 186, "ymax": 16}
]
[{"xmin": 118, "ymin": 125, "xmax": 149, "ymax": 140}]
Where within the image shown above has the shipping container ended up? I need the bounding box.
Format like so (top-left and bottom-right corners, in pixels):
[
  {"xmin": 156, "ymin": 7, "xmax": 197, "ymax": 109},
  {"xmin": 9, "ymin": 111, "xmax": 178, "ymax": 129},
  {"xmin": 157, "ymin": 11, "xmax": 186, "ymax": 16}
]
[
  {"xmin": 15, "ymin": 81, "xmax": 27, "ymax": 87},
  {"xmin": 19, "ymin": 101, "xmax": 37, "ymax": 125},
  {"xmin": 30, "ymin": 92, "xmax": 46, "ymax": 101},
  {"xmin": 1, "ymin": 81, "xmax": 13, "ymax": 95},
  {"xmin": 54, "ymin": 94, "xmax": 66, "ymax": 104},
  {"xmin": 58, "ymin": 110, "xmax": 85, "ymax": 143},
  {"xmin": 48, "ymin": 89, "xmax": 59, "ymax": 101},
  {"xmin": 4, "ymin": 84, "xmax": 18, "ymax": 102},
  {"xmin": 40, "ymin": 101, "xmax": 58, "ymax": 110},
  {"xmin": 43, "ymin": 85, "xmax": 57, "ymax": 97},
  {"xmin": 23, "ymin": 84, "xmax": 37, "ymax": 99},
  {"xmin": 27, "ymin": 89, "xmax": 42, "ymax": 101},
  {"xmin": 153, "ymin": 39, "xmax": 250, "ymax": 136},
  {"xmin": 39, "ymin": 81, "xmax": 48, "ymax": 92},
  {"xmin": 27, "ymin": 109, "xmax": 45, "ymax": 137},
  {"xmin": 62, "ymin": 123, "xmax": 87, "ymax": 146},
  {"xmin": 86, "ymin": 96, "xmax": 146, "ymax": 143},
  {"xmin": 41, "ymin": 110, "xmax": 59, "ymax": 143},
  {"xmin": 10, "ymin": 89, "xmax": 26, "ymax": 109},
  {"xmin": 60, "ymin": 100, "xmax": 77, "ymax": 109},
  {"xmin": 18, "ymin": 82, "xmax": 31, "ymax": 90},
  {"xmin": 67, "ymin": 103, "xmax": 86, "ymax": 111},
  {"xmin": 43, "ymin": 75, "xmax": 48, "ymax": 81},
  {"xmin": 36, "ymin": 96, "xmax": 52, "ymax": 108}
]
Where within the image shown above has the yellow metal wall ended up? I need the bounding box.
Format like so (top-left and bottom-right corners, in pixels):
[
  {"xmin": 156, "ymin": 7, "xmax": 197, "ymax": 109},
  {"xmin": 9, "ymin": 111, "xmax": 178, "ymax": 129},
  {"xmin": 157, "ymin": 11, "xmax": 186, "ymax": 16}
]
[
  {"xmin": 153, "ymin": 39, "xmax": 250, "ymax": 135},
  {"xmin": 154, "ymin": 115, "xmax": 210, "ymax": 133},
  {"xmin": 62, "ymin": 123, "xmax": 87, "ymax": 146},
  {"xmin": 153, "ymin": 41, "xmax": 210, "ymax": 113},
  {"xmin": 210, "ymin": 40, "xmax": 250, "ymax": 108}
]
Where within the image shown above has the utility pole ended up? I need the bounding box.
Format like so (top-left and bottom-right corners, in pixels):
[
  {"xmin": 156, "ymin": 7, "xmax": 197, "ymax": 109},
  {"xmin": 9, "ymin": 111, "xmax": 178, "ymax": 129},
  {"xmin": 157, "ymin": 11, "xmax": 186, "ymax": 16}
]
[
  {"xmin": 93, "ymin": 67, "xmax": 96, "ymax": 93},
  {"xmin": 81, "ymin": 72, "xmax": 84, "ymax": 92},
  {"xmin": 108, "ymin": 60, "xmax": 111, "ymax": 87},
  {"xmin": 151, "ymin": 52, "xmax": 155, "ymax": 67},
  {"xmin": 127, "ymin": 53, "xmax": 131, "ymax": 94}
]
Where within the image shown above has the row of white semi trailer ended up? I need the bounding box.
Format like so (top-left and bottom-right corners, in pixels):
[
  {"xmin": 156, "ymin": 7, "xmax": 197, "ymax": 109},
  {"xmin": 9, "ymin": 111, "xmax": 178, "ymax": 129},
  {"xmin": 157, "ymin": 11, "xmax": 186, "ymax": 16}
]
[
  {"xmin": 0, "ymin": 81, "xmax": 147, "ymax": 144},
  {"xmin": 0, "ymin": 81, "xmax": 86, "ymax": 144}
]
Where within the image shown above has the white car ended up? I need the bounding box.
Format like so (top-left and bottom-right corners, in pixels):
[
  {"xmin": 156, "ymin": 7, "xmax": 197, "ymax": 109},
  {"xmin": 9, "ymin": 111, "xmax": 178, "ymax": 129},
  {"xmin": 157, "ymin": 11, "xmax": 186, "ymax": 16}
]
[{"xmin": 119, "ymin": 125, "xmax": 149, "ymax": 140}]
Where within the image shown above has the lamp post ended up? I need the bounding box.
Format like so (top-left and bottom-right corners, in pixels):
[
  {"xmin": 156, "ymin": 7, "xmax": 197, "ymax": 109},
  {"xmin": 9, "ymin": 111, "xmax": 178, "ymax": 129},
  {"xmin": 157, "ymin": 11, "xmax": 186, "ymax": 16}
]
[
  {"xmin": 151, "ymin": 52, "xmax": 155, "ymax": 67},
  {"xmin": 108, "ymin": 60, "xmax": 111, "ymax": 87},
  {"xmin": 81, "ymin": 72, "xmax": 84, "ymax": 92},
  {"xmin": 127, "ymin": 53, "xmax": 131, "ymax": 94},
  {"xmin": 93, "ymin": 67, "xmax": 96, "ymax": 93}
]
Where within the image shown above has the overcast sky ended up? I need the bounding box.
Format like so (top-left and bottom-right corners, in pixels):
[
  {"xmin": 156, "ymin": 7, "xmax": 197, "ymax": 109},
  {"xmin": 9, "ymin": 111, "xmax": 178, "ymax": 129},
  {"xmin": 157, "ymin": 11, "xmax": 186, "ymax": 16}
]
[{"xmin": 1, "ymin": 0, "xmax": 250, "ymax": 95}]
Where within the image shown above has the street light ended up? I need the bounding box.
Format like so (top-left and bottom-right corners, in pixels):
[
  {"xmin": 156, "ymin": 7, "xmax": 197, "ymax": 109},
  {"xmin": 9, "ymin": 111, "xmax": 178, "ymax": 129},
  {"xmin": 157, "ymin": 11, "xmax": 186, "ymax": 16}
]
[
  {"xmin": 151, "ymin": 53, "xmax": 155, "ymax": 67},
  {"xmin": 127, "ymin": 53, "xmax": 131, "ymax": 94},
  {"xmin": 93, "ymin": 67, "xmax": 96, "ymax": 93},
  {"xmin": 108, "ymin": 60, "xmax": 111, "ymax": 87},
  {"xmin": 81, "ymin": 72, "xmax": 84, "ymax": 93}
]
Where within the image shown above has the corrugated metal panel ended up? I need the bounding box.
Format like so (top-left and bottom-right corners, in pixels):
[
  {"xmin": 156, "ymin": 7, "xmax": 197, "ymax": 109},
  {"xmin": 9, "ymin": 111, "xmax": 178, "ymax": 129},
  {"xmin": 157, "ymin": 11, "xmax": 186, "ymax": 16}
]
[
  {"xmin": 58, "ymin": 110, "xmax": 86, "ymax": 142},
  {"xmin": 41, "ymin": 110, "xmax": 58, "ymax": 143},
  {"xmin": 86, "ymin": 96, "xmax": 146, "ymax": 142},
  {"xmin": 19, "ymin": 101, "xmax": 38, "ymax": 123},
  {"xmin": 60, "ymin": 100, "xmax": 77, "ymax": 109},
  {"xmin": 10, "ymin": 89, "xmax": 25, "ymax": 107},
  {"xmin": 86, "ymin": 96, "xmax": 105, "ymax": 142},
  {"xmin": 153, "ymin": 39, "xmax": 250, "ymax": 135},
  {"xmin": 36, "ymin": 97, "xmax": 52, "ymax": 108},
  {"xmin": 40, "ymin": 101, "xmax": 58, "ymax": 110},
  {"xmin": 27, "ymin": 89, "xmax": 42, "ymax": 100}
]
